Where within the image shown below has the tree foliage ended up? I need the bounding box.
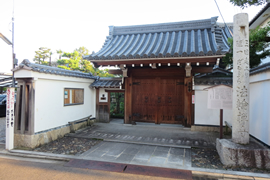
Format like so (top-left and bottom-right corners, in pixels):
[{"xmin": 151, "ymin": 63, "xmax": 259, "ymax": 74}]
[
  {"xmin": 223, "ymin": 22, "xmax": 270, "ymax": 68},
  {"xmin": 229, "ymin": 0, "xmax": 266, "ymax": 9},
  {"xmin": 57, "ymin": 47, "xmax": 114, "ymax": 77},
  {"xmin": 33, "ymin": 46, "xmax": 114, "ymax": 77},
  {"xmin": 56, "ymin": 49, "xmax": 63, "ymax": 59},
  {"xmin": 33, "ymin": 47, "xmax": 51, "ymax": 64},
  {"xmin": 75, "ymin": 46, "xmax": 89, "ymax": 58}
]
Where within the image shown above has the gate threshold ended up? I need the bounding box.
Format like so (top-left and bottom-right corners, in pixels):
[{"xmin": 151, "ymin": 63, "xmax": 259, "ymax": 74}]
[{"xmin": 123, "ymin": 122, "xmax": 191, "ymax": 129}]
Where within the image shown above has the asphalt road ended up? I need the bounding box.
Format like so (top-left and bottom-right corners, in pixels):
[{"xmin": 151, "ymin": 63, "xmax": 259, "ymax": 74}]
[{"xmin": 0, "ymin": 156, "xmax": 176, "ymax": 180}]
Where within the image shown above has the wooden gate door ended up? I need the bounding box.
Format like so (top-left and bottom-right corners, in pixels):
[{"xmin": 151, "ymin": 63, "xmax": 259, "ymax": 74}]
[
  {"xmin": 132, "ymin": 78, "xmax": 156, "ymax": 123},
  {"xmin": 157, "ymin": 78, "xmax": 184, "ymax": 124},
  {"xmin": 132, "ymin": 77, "xmax": 184, "ymax": 124}
]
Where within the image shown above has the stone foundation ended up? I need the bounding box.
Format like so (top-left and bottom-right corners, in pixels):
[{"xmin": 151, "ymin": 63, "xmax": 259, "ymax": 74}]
[
  {"xmin": 14, "ymin": 119, "xmax": 95, "ymax": 149},
  {"xmin": 191, "ymin": 125, "xmax": 231, "ymax": 133},
  {"xmin": 216, "ymin": 138, "xmax": 270, "ymax": 170}
]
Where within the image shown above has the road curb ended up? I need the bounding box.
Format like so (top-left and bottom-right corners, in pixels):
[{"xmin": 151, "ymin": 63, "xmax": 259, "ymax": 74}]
[
  {"xmin": 0, "ymin": 149, "xmax": 70, "ymax": 161},
  {"xmin": 191, "ymin": 169, "xmax": 270, "ymax": 179}
]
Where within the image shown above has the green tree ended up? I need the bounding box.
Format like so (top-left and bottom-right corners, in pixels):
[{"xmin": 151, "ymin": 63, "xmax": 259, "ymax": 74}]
[
  {"xmin": 57, "ymin": 50, "xmax": 81, "ymax": 71},
  {"xmin": 49, "ymin": 51, "xmax": 53, "ymax": 66},
  {"xmin": 229, "ymin": 0, "xmax": 266, "ymax": 9},
  {"xmin": 56, "ymin": 49, "xmax": 63, "ymax": 59},
  {"xmin": 223, "ymin": 22, "xmax": 270, "ymax": 68},
  {"xmin": 75, "ymin": 46, "xmax": 89, "ymax": 58},
  {"xmin": 33, "ymin": 47, "xmax": 51, "ymax": 64},
  {"xmin": 57, "ymin": 47, "xmax": 114, "ymax": 77}
]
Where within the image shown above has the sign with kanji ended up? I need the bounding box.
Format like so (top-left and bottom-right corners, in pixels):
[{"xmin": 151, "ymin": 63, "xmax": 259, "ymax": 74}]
[
  {"xmin": 206, "ymin": 85, "xmax": 232, "ymax": 110},
  {"xmin": 6, "ymin": 87, "xmax": 15, "ymax": 150}
]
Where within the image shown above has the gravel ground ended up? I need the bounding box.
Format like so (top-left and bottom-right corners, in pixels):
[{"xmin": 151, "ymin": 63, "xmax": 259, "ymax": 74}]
[
  {"xmin": 33, "ymin": 136, "xmax": 101, "ymax": 156},
  {"xmin": 191, "ymin": 147, "xmax": 270, "ymax": 174}
]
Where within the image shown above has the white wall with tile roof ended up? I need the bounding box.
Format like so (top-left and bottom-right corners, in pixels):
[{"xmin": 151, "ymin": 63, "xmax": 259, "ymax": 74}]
[{"xmin": 14, "ymin": 68, "xmax": 96, "ymax": 133}]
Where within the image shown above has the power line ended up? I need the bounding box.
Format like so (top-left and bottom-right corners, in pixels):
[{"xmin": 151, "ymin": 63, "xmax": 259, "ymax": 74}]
[{"xmin": 214, "ymin": 0, "xmax": 233, "ymax": 36}]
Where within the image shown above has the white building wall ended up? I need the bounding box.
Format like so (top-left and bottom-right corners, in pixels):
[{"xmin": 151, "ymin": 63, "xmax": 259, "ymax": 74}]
[
  {"xmin": 194, "ymin": 85, "xmax": 233, "ymax": 126},
  {"xmin": 0, "ymin": 40, "xmax": 12, "ymax": 73},
  {"xmin": 15, "ymin": 69, "xmax": 96, "ymax": 133},
  {"xmin": 99, "ymin": 88, "xmax": 108, "ymax": 103},
  {"xmin": 250, "ymin": 71, "xmax": 270, "ymax": 146}
]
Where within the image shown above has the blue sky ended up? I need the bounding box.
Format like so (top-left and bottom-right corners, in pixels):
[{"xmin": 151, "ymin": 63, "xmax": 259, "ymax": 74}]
[{"xmin": 0, "ymin": 0, "xmax": 266, "ymax": 73}]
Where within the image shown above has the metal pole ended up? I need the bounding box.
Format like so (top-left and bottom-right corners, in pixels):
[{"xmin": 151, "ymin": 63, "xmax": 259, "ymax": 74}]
[{"xmin": 220, "ymin": 109, "xmax": 223, "ymax": 139}]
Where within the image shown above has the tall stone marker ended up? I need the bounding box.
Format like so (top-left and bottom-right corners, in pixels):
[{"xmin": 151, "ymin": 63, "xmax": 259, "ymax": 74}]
[{"xmin": 232, "ymin": 13, "xmax": 249, "ymax": 144}]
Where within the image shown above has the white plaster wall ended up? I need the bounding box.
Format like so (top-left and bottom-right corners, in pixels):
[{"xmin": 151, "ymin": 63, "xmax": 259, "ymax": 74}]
[
  {"xmin": 0, "ymin": 40, "xmax": 12, "ymax": 73},
  {"xmin": 99, "ymin": 88, "xmax": 108, "ymax": 103},
  {"xmin": 250, "ymin": 71, "xmax": 270, "ymax": 146},
  {"xmin": 98, "ymin": 88, "xmax": 122, "ymax": 103},
  {"xmin": 194, "ymin": 85, "xmax": 233, "ymax": 126},
  {"xmin": 15, "ymin": 69, "xmax": 96, "ymax": 133}
]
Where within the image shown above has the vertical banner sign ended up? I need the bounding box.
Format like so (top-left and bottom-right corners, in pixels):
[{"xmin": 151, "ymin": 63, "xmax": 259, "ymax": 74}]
[{"xmin": 6, "ymin": 87, "xmax": 15, "ymax": 150}]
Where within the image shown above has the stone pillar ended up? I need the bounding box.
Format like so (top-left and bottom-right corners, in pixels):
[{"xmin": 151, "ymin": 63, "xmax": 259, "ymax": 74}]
[{"xmin": 232, "ymin": 13, "xmax": 249, "ymax": 144}]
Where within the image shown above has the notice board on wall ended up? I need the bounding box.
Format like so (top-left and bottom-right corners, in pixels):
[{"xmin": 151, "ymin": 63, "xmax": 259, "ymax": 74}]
[{"xmin": 206, "ymin": 85, "xmax": 232, "ymax": 110}]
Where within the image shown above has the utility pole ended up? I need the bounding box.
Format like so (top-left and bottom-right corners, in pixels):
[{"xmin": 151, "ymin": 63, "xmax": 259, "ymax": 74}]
[{"xmin": 11, "ymin": 0, "xmax": 15, "ymax": 87}]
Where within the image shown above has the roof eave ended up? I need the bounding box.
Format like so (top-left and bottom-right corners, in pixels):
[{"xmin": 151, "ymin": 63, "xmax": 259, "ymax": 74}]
[
  {"xmin": 249, "ymin": 3, "xmax": 270, "ymax": 29},
  {"xmin": 0, "ymin": 33, "xmax": 12, "ymax": 45},
  {"xmin": 90, "ymin": 55, "xmax": 225, "ymax": 66}
]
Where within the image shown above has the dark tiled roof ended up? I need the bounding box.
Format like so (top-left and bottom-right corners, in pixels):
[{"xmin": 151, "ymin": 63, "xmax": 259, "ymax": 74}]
[
  {"xmin": 195, "ymin": 67, "xmax": 232, "ymax": 78},
  {"xmin": 14, "ymin": 59, "xmax": 98, "ymax": 80},
  {"xmin": 250, "ymin": 62, "xmax": 270, "ymax": 75},
  {"xmin": 249, "ymin": 2, "xmax": 270, "ymax": 28},
  {"xmin": 194, "ymin": 77, "xmax": 232, "ymax": 86},
  {"xmin": 85, "ymin": 17, "xmax": 232, "ymax": 60},
  {"xmin": 194, "ymin": 67, "xmax": 232, "ymax": 85},
  {"xmin": 90, "ymin": 78, "xmax": 122, "ymax": 88}
]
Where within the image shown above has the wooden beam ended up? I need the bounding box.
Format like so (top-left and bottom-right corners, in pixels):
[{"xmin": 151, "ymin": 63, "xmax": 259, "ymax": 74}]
[
  {"xmin": 105, "ymin": 89, "xmax": 125, "ymax": 93},
  {"xmin": 108, "ymin": 70, "xmax": 122, "ymax": 74},
  {"xmin": 91, "ymin": 56, "xmax": 221, "ymax": 66},
  {"xmin": 192, "ymin": 67, "xmax": 213, "ymax": 73}
]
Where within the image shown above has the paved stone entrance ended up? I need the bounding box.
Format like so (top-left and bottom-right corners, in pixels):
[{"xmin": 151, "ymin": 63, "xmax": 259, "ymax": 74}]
[
  {"xmin": 67, "ymin": 120, "xmax": 221, "ymax": 148},
  {"xmin": 79, "ymin": 142, "xmax": 191, "ymax": 169},
  {"xmin": 64, "ymin": 119, "xmax": 226, "ymax": 169}
]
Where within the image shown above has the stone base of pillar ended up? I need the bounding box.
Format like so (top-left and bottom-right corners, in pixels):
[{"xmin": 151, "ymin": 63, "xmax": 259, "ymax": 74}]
[{"xmin": 216, "ymin": 138, "xmax": 270, "ymax": 170}]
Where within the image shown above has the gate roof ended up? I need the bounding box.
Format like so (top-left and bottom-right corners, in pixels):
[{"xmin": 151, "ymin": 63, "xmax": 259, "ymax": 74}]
[
  {"xmin": 90, "ymin": 77, "xmax": 122, "ymax": 88},
  {"xmin": 85, "ymin": 17, "xmax": 232, "ymax": 66}
]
